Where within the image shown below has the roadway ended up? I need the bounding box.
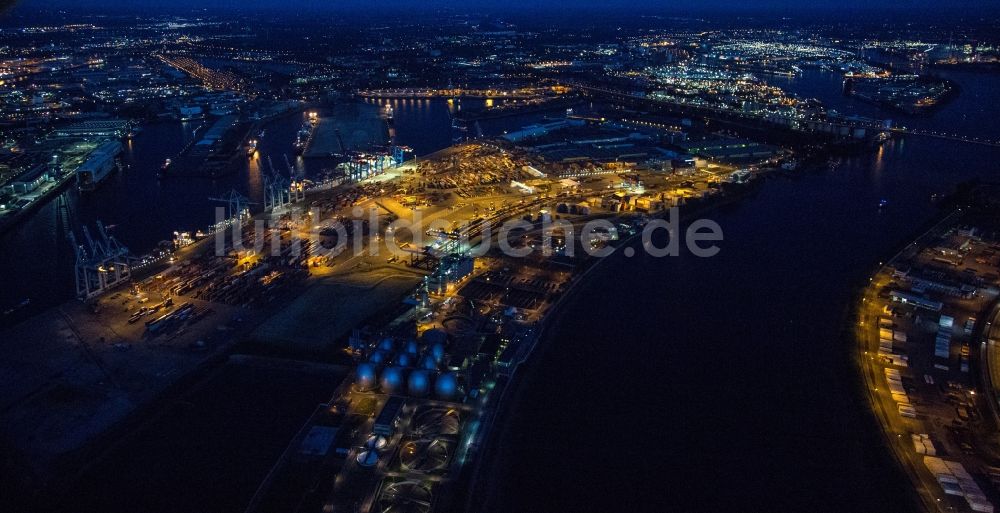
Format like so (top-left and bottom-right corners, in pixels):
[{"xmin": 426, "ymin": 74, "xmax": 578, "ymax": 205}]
[
  {"xmin": 979, "ymin": 302, "xmax": 1000, "ymax": 428},
  {"xmin": 858, "ymin": 211, "xmax": 1000, "ymax": 513},
  {"xmin": 858, "ymin": 272, "xmax": 943, "ymax": 513}
]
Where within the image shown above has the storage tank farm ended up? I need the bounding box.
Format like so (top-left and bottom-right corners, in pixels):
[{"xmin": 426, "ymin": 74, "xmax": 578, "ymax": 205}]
[{"xmin": 353, "ymin": 329, "xmax": 462, "ymax": 401}]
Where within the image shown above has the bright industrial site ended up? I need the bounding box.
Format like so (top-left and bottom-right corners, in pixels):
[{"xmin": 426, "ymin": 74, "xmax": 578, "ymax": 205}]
[{"xmin": 2, "ymin": 2, "xmax": 1000, "ymax": 513}]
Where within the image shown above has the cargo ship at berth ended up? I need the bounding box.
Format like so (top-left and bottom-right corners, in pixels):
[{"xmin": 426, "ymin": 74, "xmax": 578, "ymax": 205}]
[{"xmin": 76, "ymin": 140, "xmax": 123, "ymax": 192}]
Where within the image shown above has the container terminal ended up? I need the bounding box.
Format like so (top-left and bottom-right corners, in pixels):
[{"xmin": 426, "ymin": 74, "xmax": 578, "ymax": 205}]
[{"xmin": 858, "ymin": 185, "xmax": 1000, "ymax": 513}]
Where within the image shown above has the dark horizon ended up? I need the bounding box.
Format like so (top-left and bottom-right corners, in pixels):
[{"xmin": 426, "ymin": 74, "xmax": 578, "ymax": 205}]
[{"xmin": 7, "ymin": 0, "xmax": 1000, "ymax": 17}]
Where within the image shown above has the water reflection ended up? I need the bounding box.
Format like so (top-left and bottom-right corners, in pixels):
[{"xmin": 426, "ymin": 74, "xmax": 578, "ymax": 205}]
[{"xmin": 246, "ymin": 154, "xmax": 264, "ymax": 206}]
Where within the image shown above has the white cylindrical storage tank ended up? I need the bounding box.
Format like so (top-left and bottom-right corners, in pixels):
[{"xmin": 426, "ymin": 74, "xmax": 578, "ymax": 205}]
[
  {"xmin": 435, "ymin": 372, "xmax": 458, "ymax": 400},
  {"xmin": 365, "ymin": 435, "xmax": 388, "ymax": 451},
  {"xmin": 408, "ymin": 370, "xmax": 430, "ymax": 397},
  {"xmin": 355, "ymin": 363, "xmax": 377, "ymax": 391},
  {"xmin": 380, "ymin": 366, "xmax": 405, "ymax": 394}
]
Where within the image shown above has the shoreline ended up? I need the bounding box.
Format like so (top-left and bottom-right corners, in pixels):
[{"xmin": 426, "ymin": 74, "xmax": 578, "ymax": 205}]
[
  {"xmin": 0, "ymin": 167, "xmax": 77, "ymax": 238},
  {"xmin": 853, "ymin": 185, "xmax": 1000, "ymax": 513},
  {"xmin": 850, "ymin": 209, "xmax": 964, "ymax": 513}
]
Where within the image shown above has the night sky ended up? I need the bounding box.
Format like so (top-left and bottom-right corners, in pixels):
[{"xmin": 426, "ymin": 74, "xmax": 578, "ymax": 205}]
[{"xmin": 10, "ymin": 0, "xmax": 1000, "ymax": 12}]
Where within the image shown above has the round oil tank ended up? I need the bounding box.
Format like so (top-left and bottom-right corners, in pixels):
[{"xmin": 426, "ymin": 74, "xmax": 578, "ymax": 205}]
[
  {"xmin": 368, "ymin": 351, "xmax": 386, "ymax": 365},
  {"xmin": 377, "ymin": 337, "xmax": 395, "ymax": 352},
  {"xmin": 404, "ymin": 339, "xmax": 419, "ymax": 355},
  {"xmin": 395, "ymin": 353, "xmax": 413, "ymax": 367},
  {"xmin": 365, "ymin": 435, "xmax": 388, "ymax": 451},
  {"xmin": 356, "ymin": 450, "xmax": 378, "ymax": 467},
  {"xmin": 435, "ymin": 372, "xmax": 458, "ymax": 399},
  {"xmin": 380, "ymin": 366, "xmax": 405, "ymax": 394},
  {"xmin": 430, "ymin": 343, "xmax": 446, "ymax": 363},
  {"xmin": 355, "ymin": 363, "xmax": 377, "ymax": 391},
  {"xmin": 408, "ymin": 370, "xmax": 430, "ymax": 397},
  {"xmin": 419, "ymin": 355, "xmax": 437, "ymax": 371}
]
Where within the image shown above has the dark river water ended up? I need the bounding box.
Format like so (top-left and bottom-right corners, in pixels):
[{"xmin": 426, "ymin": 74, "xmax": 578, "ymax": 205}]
[{"xmin": 485, "ymin": 69, "xmax": 1000, "ymax": 512}]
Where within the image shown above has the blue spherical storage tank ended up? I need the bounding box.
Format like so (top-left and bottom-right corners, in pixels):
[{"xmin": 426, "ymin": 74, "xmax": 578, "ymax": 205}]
[
  {"xmin": 435, "ymin": 372, "xmax": 458, "ymax": 399},
  {"xmin": 380, "ymin": 366, "xmax": 405, "ymax": 394},
  {"xmin": 377, "ymin": 337, "xmax": 395, "ymax": 352},
  {"xmin": 368, "ymin": 351, "xmax": 387, "ymax": 365},
  {"xmin": 355, "ymin": 363, "xmax": 377, "ymax": 391},
  {"xmin": 395, "ymin": 353, "xmax": 413, "ymax": 367},
  {"xmin": 419, "ymin": 354, "xmax": 437, "ymax": 371},
  {"xmin": 408, "ymin": 370, "xmax": 430, "ymax": 397},
  {"xmin": 430, "ymin": 343, "xmax": 446, "ymax": 363},
  {"xmin": 405, "ymin": 339, "xmax": 419, "ymax": 355}
]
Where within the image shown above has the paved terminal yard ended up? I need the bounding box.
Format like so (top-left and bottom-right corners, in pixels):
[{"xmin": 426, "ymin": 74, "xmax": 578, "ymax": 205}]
[
  {"xmin": 0, "ymin": 289, "xmax": 245, "ymax": 480},
  {"xmin": 250, "ymin": 269, "xmax": 424, "ymax": 353},
  {"xmin": 52, "ymin": 356, "xmax": 348, "ymax": 513},
  {"xmin": 860, "ymin": 194, "xmax": 1000, "ymax": 513}
]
